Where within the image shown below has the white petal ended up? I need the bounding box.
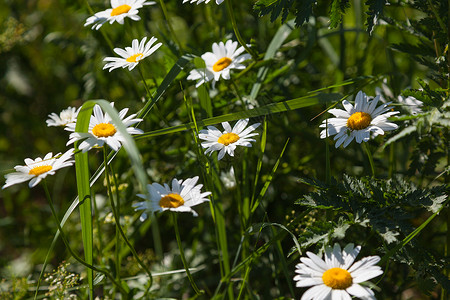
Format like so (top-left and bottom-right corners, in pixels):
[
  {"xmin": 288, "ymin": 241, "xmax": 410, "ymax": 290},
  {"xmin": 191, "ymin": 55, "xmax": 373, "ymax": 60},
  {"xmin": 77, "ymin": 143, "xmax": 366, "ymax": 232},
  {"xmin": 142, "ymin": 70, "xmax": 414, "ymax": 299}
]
[{"xmin": 346, "ymin": 283, "xmax": 376, "ymax": 299}]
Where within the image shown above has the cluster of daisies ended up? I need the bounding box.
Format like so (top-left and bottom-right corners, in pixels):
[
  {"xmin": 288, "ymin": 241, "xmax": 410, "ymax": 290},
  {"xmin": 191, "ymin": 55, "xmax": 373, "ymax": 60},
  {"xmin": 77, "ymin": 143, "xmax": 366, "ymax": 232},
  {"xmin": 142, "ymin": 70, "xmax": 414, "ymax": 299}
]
[
  {"xmin": 1, "ymin": 0, "xmax": 408, "ymax": 298},
  {"xmin": 84, "ymin": 0, "xmax": 248, "ymax": 89}
]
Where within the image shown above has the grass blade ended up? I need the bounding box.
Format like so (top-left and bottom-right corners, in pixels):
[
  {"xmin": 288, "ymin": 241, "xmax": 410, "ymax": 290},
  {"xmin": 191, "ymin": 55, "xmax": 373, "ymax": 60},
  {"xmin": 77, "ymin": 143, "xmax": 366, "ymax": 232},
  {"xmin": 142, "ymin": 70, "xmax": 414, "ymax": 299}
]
[
  {"xmin": 74, "ymin": 102, "xmax": 96, "ymax": 299},
  {"xmin": 250, "ymin": 19, "xmax": 296, "ymax": 100},
  {"xmin": 136, "ymin": 92, "xmax": 338, "ymax": 140},
  {"xmin": 251, "ymin": 139, "xmax": 289, "ymax": 213}
]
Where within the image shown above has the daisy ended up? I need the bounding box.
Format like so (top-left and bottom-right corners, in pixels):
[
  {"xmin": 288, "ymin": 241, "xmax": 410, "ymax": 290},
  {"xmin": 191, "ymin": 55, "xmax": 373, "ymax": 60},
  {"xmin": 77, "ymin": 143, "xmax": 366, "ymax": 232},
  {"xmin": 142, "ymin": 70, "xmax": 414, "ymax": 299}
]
[
  {"xmin": 220, "ymin": 166, "xmax": 236, "ymax": 189},
  {"xmin": 84, "ymin": 0, "xmax": 156, "ymax": 30},
  {"xmin": 66, "ymin": 103, "xmax": 143, "ymax": 152},
  {"xmin": 183, "ymin": 0, "xmax": 224, "ymax": 4},
  {"xmin": 2, "ymin": 149, "xmax": 74, "ymax": 189},
  {"xmin": 103, "ymin": 37, "xmax": 162, "ymax": 72},
  {"xmin": 133, "ymin": 176, "xmax": 211, "ymax": 220},
  {"xmin": 397, "ymin": 95, "xmax": 423, "ymax": 115},
  {"xmin": 294, "ymin": 243, "xmax": 383, "ymax": 300},
  {"xmin": 187, "ymin": 39, "xmax": 251, "ymax": 88},
  {"xmin": 46, "ymin": 106, "xmax": 80, "ymax": 128},
  {"xmin": 320, "ymin": 91, "xmax": 399, "ymax": 148},
  {"xmin": 198, "ymin": 118, "xmax": 260, "ymax": 160}
]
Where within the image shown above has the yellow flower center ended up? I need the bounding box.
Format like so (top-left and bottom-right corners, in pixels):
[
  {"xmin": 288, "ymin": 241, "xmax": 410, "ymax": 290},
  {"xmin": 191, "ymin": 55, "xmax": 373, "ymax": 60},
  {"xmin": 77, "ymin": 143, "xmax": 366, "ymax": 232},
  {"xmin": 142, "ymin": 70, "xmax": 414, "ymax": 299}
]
[
  {"xmin": 322, "ymin": 268, "xmax": 353, "ymax": 290},
  {"xmin": 29, "ymin": 165, "xmax": 52, "ymax": 176},
  {"xmin": 92, "ymin": 123, "xmax": 117, "ymax": 138},
  {"xmin": 126, "ymin": 53, "xmax": 144, "ymax": 63},
  {"xmin": 212, "ymin": 57, "xmax": 232, "ymax": 72},
  {"xmin": 110, "ymin": 4, "xmax": 131, "ymax": 16},
  {"xmin": 159, "ymin": 193, "xmax": 185, "ymax": 208},
  {"xmin": 218, "ymin": 133, "xmax": 240, "ymax": 146},
  {"xmin": 346, "ymin": 112, "xmax": 372, "ymax": 130}
]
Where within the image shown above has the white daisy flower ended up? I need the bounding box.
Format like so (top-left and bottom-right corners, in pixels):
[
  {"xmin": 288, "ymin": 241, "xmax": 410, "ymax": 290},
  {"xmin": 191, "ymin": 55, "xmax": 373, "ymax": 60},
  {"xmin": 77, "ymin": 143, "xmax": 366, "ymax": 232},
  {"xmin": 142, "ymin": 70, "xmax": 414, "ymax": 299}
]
[
  {"xmin": 320, "ymin": 91, "xmax": 399, "ymax": 148},
  {"xmin": 397, "ymin": 95, "xmax": 423, "ymax": 115},
  {"xmin": 103, "ymin": 37, "xmax": 162, "ymax": 72},
  {"xmin": 294, "ymin": 243, "xmax": 383, "ymax": 300},
  {"xmin": 2, "ymin": 149, "xmax": 75, "ymax": 189},
  {"xmin": 375, "ymin": 85, "xmax": 423, "ymax": 115},
  {"xmin": 220, "ymin": 166, "xmax": 236, "ymax": 190},
  {"xmin": 46, "ymin": 106, "xmax": 80, "ymax": 128},
  {"xmin": 84, "ymin": 0, "xmax": 156, "ymax": 30},
  {"xmin": 66, "ymin": 103, "xmax": 143, "ymax": 152},
  {"xmin": 183, "ymin": 0, "xmax": 224, "ymax": 5},
  {"xmin": 198, "ymin": 118, "xmax": 260, "ymax": 160},
  {"xmin": 133, "ymin": 176, "xmax": 211, "ymax": 220},
  {"xmin": 187, "ymin": 39, "xmax": 251, "ymax": 88}
]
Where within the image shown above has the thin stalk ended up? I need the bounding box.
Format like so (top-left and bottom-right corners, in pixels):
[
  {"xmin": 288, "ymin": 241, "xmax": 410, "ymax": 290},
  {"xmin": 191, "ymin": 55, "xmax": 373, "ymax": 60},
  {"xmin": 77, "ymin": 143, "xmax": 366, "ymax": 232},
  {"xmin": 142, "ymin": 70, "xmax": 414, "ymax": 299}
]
[
  {"xmin": 172, "ymin": 213, "xmax": 203, "ymax": 295},
  {"xmin": 103, "ymin": 147, "xmax": 122, "ymax": 294},
  {"xmin": 363, "ymin": 142, "xmax": 375, "ymax": 178},
  {"xmin": 225, "ymin": 0, "xmax": 258, "ymax": 60},
  {"xmin": 138, "ymin": 65, "xmax": 153, "ymax": 100},
  {"xmin": 103, "ymin": 147, "xmax": 154, "ymax": 292},
  {"xmin": 444, "ymin": 207, "xmax": 450, "ymax": 300},
  {"xmin": 325, "ymin": 119, "xmax": 333, "ymax": 221},
  {"xmin": 325, "ymin": 119, "xmax": 331, "ymax": 185},
  {"xmin": 443, "ymin": 129, "xmax": 450, "ymax": 300},
  {"xmin": 158, "ymin": 0, "xmax": 183, "ymax": 53},
  {"xmin": 182, "ymin": 90, "xmax": 232, "ymax": 299},
  {"xmin": 237, "ymin": 266, "xmax": 251, "ymax": 300},
  {"xmin": 41, "ymin": 180, "xmax": 129, "ymax": 297},
  {"xmin": 138, "ymin": 65, "xmax": 170, "ymax": 127},
  {"xmin": 230, "ymin": 78, "xmax": 243, "ymax": 104}
]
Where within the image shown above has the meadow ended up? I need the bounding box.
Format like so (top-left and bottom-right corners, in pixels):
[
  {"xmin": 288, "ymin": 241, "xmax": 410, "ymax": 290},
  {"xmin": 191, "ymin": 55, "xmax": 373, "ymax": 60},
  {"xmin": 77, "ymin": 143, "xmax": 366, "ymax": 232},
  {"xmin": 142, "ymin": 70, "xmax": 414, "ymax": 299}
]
[{"xmin": 0, "ymin": 0, "xmax": 449, "ymax": 299}]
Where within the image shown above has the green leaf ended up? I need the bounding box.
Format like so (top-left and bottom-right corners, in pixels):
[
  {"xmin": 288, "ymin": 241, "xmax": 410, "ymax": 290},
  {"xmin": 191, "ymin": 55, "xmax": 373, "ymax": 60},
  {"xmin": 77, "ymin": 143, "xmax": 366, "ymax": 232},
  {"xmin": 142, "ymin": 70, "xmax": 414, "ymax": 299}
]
[
  {"xmin": 74, "ymin": 101, "xmax": 96, "ymax": 299},
  {"xmin": 329, "ymin": 0, "xmax": 350, "ymax": 28},
  {"xmin": 365, "ymin": 0, "xmax": 387, "ymax": 34},
  {"xmin": 253, "ymin": 0, "xmax": 316, "ymax": 27}
]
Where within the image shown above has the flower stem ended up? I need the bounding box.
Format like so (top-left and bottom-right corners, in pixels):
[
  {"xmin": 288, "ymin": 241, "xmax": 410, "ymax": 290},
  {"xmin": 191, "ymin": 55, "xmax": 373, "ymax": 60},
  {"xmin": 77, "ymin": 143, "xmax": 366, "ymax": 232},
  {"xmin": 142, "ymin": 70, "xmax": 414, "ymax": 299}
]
[
  {"xmin": 363, "ymin": 142, "xmax": 375, "ymax": 178},
  {"xmin": 325, "ymin": 119, "xmax": 331, "ymax": 185},
  {"xmin": 138, "ymin": 65, "xmax": 170, "ymax": 127},
  {"xmin": 158, "ymin": 0, "xmax": 183, "ymax": 53},
  {"xmin": 172, "ymin": 213, "xmax": 203, "ymax": 295},
  {"xmin": 226, "ymin": 0, "xmax": 258, "ymax": 60},
  {"xmin": 138, "ymin": 65, "xmax": 153, "ymax": 100},
  {"xmin": 102, "ymin": 147, "xmax": 122, "ymax": 294},
  {"xmin": 103, "ymin": 147, "xmax": 153, "ymax": 293},
  {"xmin": 41, "ymin": 180, "xmax": 129, "ymax": 297}
]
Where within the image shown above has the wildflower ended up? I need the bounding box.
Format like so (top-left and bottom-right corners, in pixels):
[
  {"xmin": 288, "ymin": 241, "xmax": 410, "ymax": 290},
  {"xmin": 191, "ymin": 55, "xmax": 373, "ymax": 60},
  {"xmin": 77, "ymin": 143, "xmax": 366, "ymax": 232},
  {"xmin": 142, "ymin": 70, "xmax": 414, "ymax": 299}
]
[
  {"xmin": 103, "ymin": 37, "xmax": 162, "ymax": 72},
  {"xmin": 294, "ymin": 243, "xmax": 383, "ymax": 300},
  {"xmin": 133, "ymin": 176, "xmax": 211, "ymax": 220},
  {"xmin": 320, "ymin": 91, "xmax": 399, "ymax": 148},
  {"xmin": 220, "ymin": 166, "xmax": 236, "ymax": 189},
  {"xmin": 199, "ymin": 118, "xmax": 260, "ymax": 160},
  {"xmin": 66, "ymin": 103, "xmax": 143, "ymax": 152},
  {"xmin": 397, "ymin": 95, "xmax": 422, "ymax": 115},
  {"xmin": 187, "ymin": 39, "xmax": 251, "ymax": 88},
  {"xmin": 183, "ymin": 0, "xmax": 224, "ymax": 4},
  {"xmin": 375, "ymin": 84, "xmax": 423, "ymax": 115},
  {"xmin": 46, "ymin": 106, "xmax": 80, "ymax": 128},
  {"xmin": 84, "ymin": 0, "xmax": 155, "ymax": 30},
  {"xmin": 2, "ymin": 149, "xmax": 74, "ymax": 189}
]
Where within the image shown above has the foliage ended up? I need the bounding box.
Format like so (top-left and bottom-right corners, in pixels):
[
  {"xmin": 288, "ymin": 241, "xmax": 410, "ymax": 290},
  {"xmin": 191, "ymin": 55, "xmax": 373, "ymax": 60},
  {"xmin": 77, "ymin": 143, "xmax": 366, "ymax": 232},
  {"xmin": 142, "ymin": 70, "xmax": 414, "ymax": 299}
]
[
  {"xmin": 253, "ymin": 0, "xmax": 388, "ymax": 32},
  {"xmin": 0, "ymin": 0, "xmax": 449, "ymax": 299}
]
